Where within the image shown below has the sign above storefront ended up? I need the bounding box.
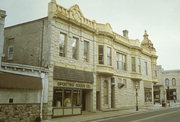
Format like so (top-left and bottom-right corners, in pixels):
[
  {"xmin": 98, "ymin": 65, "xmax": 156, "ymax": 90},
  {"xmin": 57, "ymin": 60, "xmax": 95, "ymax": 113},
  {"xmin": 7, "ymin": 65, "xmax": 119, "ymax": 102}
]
[{"xmin": 55, "ymin": 80, "xmax": 92, "ymax": 89}]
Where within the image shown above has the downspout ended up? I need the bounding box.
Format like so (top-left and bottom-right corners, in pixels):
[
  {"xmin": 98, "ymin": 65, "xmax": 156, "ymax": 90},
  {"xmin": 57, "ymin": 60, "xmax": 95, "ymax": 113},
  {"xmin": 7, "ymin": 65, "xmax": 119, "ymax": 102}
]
[
  {"xmin": 40, "ymin": 20, "xmax": 44, "ymax": 67},
  {"xmin": 40, "ymin": 73, "xmax": 45, "ymax": 120}
]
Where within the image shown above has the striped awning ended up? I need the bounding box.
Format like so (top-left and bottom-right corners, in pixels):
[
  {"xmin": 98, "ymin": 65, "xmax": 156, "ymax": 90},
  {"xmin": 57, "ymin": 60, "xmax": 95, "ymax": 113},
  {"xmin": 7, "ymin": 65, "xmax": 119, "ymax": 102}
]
[{"xmin": 0, "ymin": 72, "xmax": 42, "ymax": 89}]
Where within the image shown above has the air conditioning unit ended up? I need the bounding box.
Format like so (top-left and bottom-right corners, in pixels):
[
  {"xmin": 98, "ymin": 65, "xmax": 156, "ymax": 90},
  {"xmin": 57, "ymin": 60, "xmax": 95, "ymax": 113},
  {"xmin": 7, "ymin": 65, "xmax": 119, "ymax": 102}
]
[{"xmin": 118, "ymin": 83, "xmax": 124, "ymax": 88}]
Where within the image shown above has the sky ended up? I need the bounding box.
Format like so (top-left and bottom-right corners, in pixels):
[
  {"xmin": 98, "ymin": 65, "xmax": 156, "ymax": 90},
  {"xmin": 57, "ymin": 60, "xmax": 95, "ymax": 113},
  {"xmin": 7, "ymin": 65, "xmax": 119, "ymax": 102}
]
[{"xmin": 0, "ymin": 0, "xmax": 180, "ymax": 70}]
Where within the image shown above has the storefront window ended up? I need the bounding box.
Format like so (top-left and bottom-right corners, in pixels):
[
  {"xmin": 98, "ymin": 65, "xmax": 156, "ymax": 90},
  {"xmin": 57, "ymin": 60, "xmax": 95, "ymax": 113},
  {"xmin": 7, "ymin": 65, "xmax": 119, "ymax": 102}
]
[
  {"xmin": 53, "ymin": 88, "xmax": 63, "ymax": 107},
  {"xmin": 73, "ymin": 90, "xmax": 81, "ymax": 107},
  {"xmin": 144, "ymin": 88, "xmax": 152, "ymax": 102},
  {"xmin": 64, "ymin": 90, "xmax": 72, "ymax": 107}
]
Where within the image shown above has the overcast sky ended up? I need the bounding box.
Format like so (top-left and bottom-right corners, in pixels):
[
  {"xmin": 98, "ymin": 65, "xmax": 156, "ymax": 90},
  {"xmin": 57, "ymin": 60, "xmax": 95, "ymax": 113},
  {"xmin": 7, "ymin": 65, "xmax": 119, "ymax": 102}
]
[{"xmin": 1, "ymin": 0, "xmax": 180, "ymax": 70}]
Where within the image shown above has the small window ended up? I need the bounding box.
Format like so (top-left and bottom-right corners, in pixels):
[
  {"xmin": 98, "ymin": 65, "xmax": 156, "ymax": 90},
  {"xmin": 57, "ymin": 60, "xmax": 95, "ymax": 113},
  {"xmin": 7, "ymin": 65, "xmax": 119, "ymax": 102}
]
[
  {"xmin": 98, "ymin": 45, "xmax": 104, "ymax": 64},
  {"xmin": 172, "ymin": 78, "xmax": 176, "ymax": 86},
  {"xmin": 8, "ymin": 45, "xmax": 14, "ymax": 60},
  {"xmin": 9, "ymin": 98, "xmax": 13, "ymax": 103},
  {"xmin": 83, "ymin": 41, "xmax": 89, "ymax": 62},
  {"xmin": 165, "ymin": 78, "xmax": 169, "ymax": 86}
]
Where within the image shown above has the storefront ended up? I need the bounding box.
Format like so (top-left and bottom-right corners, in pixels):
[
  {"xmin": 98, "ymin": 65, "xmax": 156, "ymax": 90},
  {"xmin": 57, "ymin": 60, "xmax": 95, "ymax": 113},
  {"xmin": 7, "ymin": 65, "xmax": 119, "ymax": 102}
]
[
  {"xmin": 53, "ymin": 66, "xmax": 94, "ymax": 117},
  {"xmin": 144, "ymin": 81, "xmax": 152, "ymax": 103},
  {"xmin": 166, "ymin": 89, "xmax": 177, "ymax": 100},
  {"xmin": 144, "ymin": 88, "xmax": 152, "ymax": 102},
  {"xmin": 52, "ymin": 81, "xmax": 92, "ymax": 117}
]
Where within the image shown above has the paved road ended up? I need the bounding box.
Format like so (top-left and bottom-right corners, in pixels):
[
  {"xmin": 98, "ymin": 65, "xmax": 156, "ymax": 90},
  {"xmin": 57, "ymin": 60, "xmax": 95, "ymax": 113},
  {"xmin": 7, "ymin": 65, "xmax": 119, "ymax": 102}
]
[{"xmin": 88, "ymin": 107, "xmax": 180, "ymax": 122}]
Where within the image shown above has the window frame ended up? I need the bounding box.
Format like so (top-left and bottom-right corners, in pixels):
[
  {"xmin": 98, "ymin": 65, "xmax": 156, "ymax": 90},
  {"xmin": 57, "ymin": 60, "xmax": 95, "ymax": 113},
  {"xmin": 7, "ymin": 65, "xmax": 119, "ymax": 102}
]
[
  {"xmin": 98, "ymin": 45, "xmax": 104, "ymax": 64},
  {"xmin": 145, "ymin": 61, "xmax": 148, "ymax": 75},
  {"xmin": 72, "ymin": 37, "xmax": 79, "ymax": 60},
  {"xmin": 59, "ymin": 33, "xmax": 66, "ymax": 57},
  {"xmin": 83, "ymin": 40, "xmax": 89, "ymax": 62},
  {"xmin": 172, "ymin": 78, "xmax": 176, "ymax": 86},
  {"xmin": 131, "ymin": 57, "xmax": 136, "ymax": 72},
  {"xmin": 7, "ymin": 45, "xmax": 14, "ymax": 60},
  {"xmin": 117, "ymin": 52, "xmax": 127, "ymax": 71},
  {"xmin": 138, "ymin": 58, "xmax": 141, "ymax": 73},
  {"xmin": 165, "ymin": 78, "xmax": 169, "ymax": 86},
  {"xmin": 107, "ymin": 47, "xmax": 112, "ymax": 66}
]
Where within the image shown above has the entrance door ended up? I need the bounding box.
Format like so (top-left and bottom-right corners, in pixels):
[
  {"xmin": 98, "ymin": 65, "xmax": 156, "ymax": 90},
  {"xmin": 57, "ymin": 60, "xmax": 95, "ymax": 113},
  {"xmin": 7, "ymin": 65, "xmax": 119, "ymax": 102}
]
[
  {"xmin": 96, "ymin": 91, "xmax": 100, "ymax": 110},
  {"xmin": 82, "ymin": 90, "xmax": 86, "ymax": 111},
  {"xmin": 111, "ymin": 85, "xmax": 115, "ymax": 108}
]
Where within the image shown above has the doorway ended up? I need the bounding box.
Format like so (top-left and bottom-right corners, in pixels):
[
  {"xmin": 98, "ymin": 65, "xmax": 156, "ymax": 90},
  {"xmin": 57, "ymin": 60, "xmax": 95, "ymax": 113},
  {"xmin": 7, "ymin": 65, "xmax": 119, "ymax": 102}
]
[
  {"xmin": 111, "ymin": 85, "xmax": 115, "ymax": 108},
  {"xmin": 96, "ymin": 91, "xmax": 100, "ymax": 110},
  {"xmin": 82, "ymin": 90, "xmax": 86, "ymax": 111}
]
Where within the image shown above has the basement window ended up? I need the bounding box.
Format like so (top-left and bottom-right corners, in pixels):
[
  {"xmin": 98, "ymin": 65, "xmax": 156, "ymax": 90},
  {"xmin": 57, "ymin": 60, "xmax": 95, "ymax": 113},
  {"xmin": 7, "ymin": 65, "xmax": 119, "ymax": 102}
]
[{"xmin": 9, "ymin": 98, "xmax": 13, "ymax": 103}]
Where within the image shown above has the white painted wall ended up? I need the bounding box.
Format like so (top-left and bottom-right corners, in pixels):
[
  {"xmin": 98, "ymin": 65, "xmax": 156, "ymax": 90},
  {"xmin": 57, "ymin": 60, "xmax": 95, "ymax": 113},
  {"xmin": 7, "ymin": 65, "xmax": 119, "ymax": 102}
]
[{"xmin": 0, "ymin": 89, "xmax": 41, "ymax": 103}]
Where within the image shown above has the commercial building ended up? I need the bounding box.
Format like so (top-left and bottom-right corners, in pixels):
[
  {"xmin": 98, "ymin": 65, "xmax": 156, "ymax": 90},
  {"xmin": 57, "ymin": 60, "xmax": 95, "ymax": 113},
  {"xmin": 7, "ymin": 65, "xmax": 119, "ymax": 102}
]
[
  {"xmin": 154, "ymin": 66, "xmax": 180, "ymax": 104},
  {"xmin": 1, "ymin": 0, "xmax": 158, "ymax": 120}
]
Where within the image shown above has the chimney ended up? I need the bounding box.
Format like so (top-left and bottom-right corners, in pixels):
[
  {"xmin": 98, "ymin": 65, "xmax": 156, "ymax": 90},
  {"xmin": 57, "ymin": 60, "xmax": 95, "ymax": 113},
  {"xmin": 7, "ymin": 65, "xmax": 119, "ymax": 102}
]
[
  {"xmin": 0, "ymin": 10, "xmax": 6, "ymax": 68},
  {"xmin": 123, "ymin": 30, "xmax": 128, "ymax": 38}
]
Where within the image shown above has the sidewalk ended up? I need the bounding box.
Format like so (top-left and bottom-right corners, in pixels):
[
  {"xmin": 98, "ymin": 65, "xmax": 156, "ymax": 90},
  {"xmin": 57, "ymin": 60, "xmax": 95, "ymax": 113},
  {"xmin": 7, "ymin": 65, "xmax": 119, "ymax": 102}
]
[{"xmin": 42, "ymin": 102, "xmax": 180, "ymax": 122}]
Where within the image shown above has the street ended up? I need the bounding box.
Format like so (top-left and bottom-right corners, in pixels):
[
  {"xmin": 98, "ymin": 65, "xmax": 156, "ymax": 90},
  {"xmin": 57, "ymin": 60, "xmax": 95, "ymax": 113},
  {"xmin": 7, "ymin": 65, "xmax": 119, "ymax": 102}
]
[{"xmin": 88, "ymin": 107, "xmax": 180, "ymax": 122}]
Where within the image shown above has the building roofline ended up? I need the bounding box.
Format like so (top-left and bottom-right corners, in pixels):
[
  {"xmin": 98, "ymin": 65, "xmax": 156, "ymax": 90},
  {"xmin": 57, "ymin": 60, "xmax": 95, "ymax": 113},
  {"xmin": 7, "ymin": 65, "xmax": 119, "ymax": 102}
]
[{"xmin": 5, "ymin": 17, "xmax": 48, "ymax": 29}]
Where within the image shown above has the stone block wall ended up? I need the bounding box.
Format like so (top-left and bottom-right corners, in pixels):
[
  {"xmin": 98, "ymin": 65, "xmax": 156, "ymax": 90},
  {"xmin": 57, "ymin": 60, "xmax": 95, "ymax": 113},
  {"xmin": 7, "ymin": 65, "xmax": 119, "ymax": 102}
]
[{"xmin": 0, "ymin": 103, "xmax": 42, "ymax": 122}]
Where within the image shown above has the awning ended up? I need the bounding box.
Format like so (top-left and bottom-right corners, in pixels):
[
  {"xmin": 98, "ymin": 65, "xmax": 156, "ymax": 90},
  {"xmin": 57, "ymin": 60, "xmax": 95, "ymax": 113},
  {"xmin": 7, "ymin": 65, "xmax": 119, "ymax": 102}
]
[
  {"xmin": 0, "ymin": 72, "xmax": 42, "ymax": 89},
  {"xmin": 54, "ymin": 66, "xmax": 94, "ymax": 83}
]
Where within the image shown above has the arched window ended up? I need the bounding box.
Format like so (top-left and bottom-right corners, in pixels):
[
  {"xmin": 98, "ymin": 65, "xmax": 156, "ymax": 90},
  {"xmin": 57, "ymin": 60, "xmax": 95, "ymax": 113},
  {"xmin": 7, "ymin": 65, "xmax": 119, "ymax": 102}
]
[
  {"xmin": 165, "ymin": 78, "xmax": 169, "ymax": 86},
  {"xmin": 172, "ymin": 78, "xmax": 176, "ymax": 86}
]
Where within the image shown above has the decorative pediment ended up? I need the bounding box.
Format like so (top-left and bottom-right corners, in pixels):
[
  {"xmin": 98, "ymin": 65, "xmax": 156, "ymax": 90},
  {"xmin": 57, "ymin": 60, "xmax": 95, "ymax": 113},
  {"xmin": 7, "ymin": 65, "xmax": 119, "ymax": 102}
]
[
  {"xmin": 69, "ymin": 4, "xmax": 83, "ymax": 22},
  {"xmin": 53, "ymin": 3, "xmax": 96, "ymax": 29}
]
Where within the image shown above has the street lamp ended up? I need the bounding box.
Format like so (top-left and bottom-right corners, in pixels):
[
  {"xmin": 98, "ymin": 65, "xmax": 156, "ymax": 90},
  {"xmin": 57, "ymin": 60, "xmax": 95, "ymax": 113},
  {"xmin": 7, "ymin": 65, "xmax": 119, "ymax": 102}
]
[{"xmin": 135, "ymin": 84, "xmax": 139, "ymax": 111}]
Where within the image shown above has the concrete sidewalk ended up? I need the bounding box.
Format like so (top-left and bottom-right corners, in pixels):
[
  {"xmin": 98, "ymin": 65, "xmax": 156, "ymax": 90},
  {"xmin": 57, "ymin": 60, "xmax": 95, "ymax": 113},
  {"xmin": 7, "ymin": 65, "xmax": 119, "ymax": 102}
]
[{"xmin": 42, "ymin": 103, "xmax": 180, "ymax": 122}]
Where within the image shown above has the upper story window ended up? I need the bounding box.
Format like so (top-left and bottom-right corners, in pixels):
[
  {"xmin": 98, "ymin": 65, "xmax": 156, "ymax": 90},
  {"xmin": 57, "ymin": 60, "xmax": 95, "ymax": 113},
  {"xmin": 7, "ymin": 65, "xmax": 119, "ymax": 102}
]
[
  {"xmin": 98, "ymin": 45, "xmax": 104, "ymax": 64},
  {"xmin": 137, "ymin": 58, "xmax": 141, "ymax": 73},
  {"xmin": 172, "ymin": 78, "xmax": 176, "ymax": 86},
  {"xmin": 153, "ymin": 64, "xmax": 157, "ymax": 78},
  {"xmin": 165, "ymin": 78, "xmax": 169, "ymax": 86},
  {"xmin": 59, "ymin": 33, "xmax": 66, "ymax": 57},
  {"xmin": 72, "ymin": 37, "xmax": 79, "ymax": 60},
  {"xmin": 8, "ymin": 45, "xmax": 14, "ymax": 60},
  {"xmin": 83, "ymin": 41, "xmax": 89, "ymax": 62},
  {"xmin": 131, "ymin": 57, "xmax": 136, "ymax": 72},
  {"xmin": 116, "ymin": 53, "xmax": 127, "ymax": 71},
  {"xmin": 145, "ymin": 61, "xmax": 148, "ymax": 75},
  {"xmin": 107, "ymin": 47, "xmax": 111, "ymax": 66}
]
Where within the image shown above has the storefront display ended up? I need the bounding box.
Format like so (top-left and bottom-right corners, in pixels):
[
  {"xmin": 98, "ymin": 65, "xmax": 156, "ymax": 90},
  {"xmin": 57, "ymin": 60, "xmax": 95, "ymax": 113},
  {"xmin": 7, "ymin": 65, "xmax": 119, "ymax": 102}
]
[{"xmin": 53, "ymin": 88, "xmax": 82, "ymax": 117}]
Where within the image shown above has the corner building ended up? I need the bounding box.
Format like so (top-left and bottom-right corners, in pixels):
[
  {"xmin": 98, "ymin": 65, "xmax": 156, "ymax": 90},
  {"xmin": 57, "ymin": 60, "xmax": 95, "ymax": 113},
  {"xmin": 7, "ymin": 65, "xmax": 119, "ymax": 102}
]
[{"xmin": 3, "ymin": 0, "xmax": 158, "ymax": 119}]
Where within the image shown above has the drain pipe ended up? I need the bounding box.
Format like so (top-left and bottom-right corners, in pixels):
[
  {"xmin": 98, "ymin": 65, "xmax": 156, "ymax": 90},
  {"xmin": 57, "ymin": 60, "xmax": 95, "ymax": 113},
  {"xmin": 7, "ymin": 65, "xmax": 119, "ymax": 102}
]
[{"xmin": 40, "ymin": 73, "xmax": 45, "ymax": 120}]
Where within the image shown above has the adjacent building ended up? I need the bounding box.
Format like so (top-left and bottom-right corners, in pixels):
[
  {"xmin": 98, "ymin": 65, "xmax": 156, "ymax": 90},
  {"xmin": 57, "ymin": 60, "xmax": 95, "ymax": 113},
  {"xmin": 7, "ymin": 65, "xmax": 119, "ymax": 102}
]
[
  {"xmin": 1, "ymin": 0, "xmax": 158, "ymax": 120},
  {"xmin": 155, "ymin": 66, "xmax": 180, "ymax": 104},
  {"xmin": 0, "ymin": 10, "xmax": 48, "ymax": 122}
]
